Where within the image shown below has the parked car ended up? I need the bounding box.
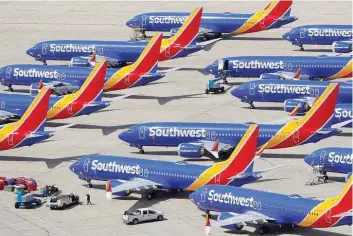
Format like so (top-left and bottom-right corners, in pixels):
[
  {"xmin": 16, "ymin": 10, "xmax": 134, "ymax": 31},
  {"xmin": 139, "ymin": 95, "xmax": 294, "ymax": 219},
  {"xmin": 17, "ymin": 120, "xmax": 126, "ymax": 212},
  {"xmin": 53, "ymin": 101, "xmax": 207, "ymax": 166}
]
[
  {"xmin": 47, "ymin": 193, "xmax": 79, "ymax": 209},
  {"xmin": 122, "ymin": 208, "xmax": 164, "ymax": 225}
]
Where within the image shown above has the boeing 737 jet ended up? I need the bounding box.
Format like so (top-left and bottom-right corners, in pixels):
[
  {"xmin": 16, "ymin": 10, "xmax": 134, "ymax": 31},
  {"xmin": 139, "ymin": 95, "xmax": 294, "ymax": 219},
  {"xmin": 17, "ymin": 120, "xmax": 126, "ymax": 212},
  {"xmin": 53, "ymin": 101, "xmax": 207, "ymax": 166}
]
[
  {"xmin": 26, "ymin": 8, "xmax": 216, "ymax": 66},
  {"xmin": 283, "ymin": 25, "xmax": 352, "ymax": 52},
  {"xmin": 70, "ymin": 125, "xmax": 283, "ymax": 199},
  {"xmin": 119, "ymin": 84, "xmax": 342, "ymax": 159},
  {"xmin": 1, "ymin": 33, "xmax": 174, "ymax": 93},
  {"xmin": 0, "ymin": 60, "xmax": 112, "ymax": 122},
  {"xmin": 126, "ymin": 0, "xmax": 297, "ymax": 39},
  {"xmin": 231, "ymin": 79, "xmax": 352, "ymax": 109},
  {"xmin": 0, "ymin": 88, "xmax": 55, "ymax": 150},
  {"xmin": 204, "ymin": 55, "xmax": 352, "ymax": 81},
  {"xmin": 189, "ymin": 177, "xmax": 352, "ymax": 235},
  {"xmin": 305, "ymin": 148, "xmax": 352, "ymax": 182}
]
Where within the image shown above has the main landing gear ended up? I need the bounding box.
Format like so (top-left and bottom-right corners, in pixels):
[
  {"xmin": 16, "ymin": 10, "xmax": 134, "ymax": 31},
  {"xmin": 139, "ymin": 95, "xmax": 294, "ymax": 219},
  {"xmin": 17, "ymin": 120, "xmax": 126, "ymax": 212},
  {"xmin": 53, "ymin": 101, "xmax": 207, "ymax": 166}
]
[
  {"xmin": 258, "ymin": 225, "xmax": 270, "ymax": 235},
  {"xmin": 87, "ymin": 180, "xmax": 93, "ymax": 188},
  {"xmin": 146, "ymin": 191, "xmax": 156, "ymax": 200},
  {"xmin": 299, "ymin": 45, "xmax": 304, "ymax": 51},
  {"xmin": 249, "ymin": 101, "xmax": 255, "ymax": 109},
  {"xmin": 138, "ymin": 147, "xmax": 144, "ymax": 154},
  {"xmin": 8, "ymin": 85, "xmax": 13, "ymax": 92}
]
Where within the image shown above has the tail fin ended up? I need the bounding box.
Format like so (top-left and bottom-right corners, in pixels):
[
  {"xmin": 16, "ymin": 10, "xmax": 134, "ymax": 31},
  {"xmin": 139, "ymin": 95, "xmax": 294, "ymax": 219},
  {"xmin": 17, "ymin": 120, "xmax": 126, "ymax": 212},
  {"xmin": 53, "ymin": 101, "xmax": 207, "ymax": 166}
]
[
  {"xmin": 335, "ymin": 176, "xmax": 352, "ymax": 209},
  {"xmin": 74, "ymin": 59, "xmax": 107, "ymax": 102},
  {"xmin": 14, "ymin": 87, "xmax": 51, "ymax": 132},
  {"xmin": 262, "ymin": 0, "xmax": 292, "ymax": 17},
  {"xmin": 162, "ymin": 7, "xmax": 202, "ymax": 51},
  {"xmin": 104, "ymin": 33, "xmax": 162, "ymax": 91}
]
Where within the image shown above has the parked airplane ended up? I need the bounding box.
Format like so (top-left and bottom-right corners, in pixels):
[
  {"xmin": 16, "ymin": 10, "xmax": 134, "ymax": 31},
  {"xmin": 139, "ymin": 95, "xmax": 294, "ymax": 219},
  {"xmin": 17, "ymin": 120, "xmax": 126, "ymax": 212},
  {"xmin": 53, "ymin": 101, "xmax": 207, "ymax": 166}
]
[
  {"xmin": 1, "ymin": 33, "xmax": 171, "ymax": 93},
  {"xmin": 305, "ymin": 148, "xmax": 352, "ymax": 182},
  {"xmin": 189, "ymin": 176, "xmax": 352, "ymax": 235},
  {"xmin": 119, "ymin": 83, "xmax": 341, "ymax": 159},
  {"xmin": 70, "ymin": 125, "xmax": 283, "ymax": 199},
  {"xmin": 282, "ymin": 25, "xmax": 352, "ymax": 52},
  {"xmin": 204, "ymin": 55, "xmax": 352, "ymax": 81},
  {"xmin": 231, "ymin": 79, "xmax": 352, "ymax": 109},
  {"xmin": 0, "ymin": 87, "xmax": 53, "ymax": 150},
  {"xmin": 0, "ymin": 60, "xmax": 111, "ymax": 122},
  {"xmin": 26, "ymin": 8, "xmax": 216, "ymax": 66},
  {"xmin": 126, "ymin": 0, "xmax": 297, "ymax": 39}
]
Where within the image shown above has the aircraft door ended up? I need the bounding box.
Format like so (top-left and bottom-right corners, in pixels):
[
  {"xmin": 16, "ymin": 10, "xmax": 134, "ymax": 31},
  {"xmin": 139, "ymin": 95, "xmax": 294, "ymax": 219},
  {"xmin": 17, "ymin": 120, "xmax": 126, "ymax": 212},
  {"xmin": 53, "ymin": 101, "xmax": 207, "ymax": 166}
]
[
  {"xmin": 6, "ymin": 67, "xmax": 12, "ymax": 79},
  {"xmin": 201, "ymin": 188, "xmax": 207, "ymax": 202},
  {"xmin": 42, "ymin": 43, "xmax": 48, "ymax": 55},
  {"xmin": 293, "ymin": 130, "xmax": 299, "ymax": 144},
  {"xmin": 144, "ymin": 169, "xmax": 149, "ymax": 177},
  {"xmin": 215, "ymin": 172, "xmax": 221, "ymax": 184},
  {"xmin": 139, "ymin": 126, "xmax": 146, "ymax": 139},
  {"xmin": 67, "ymin": 103, "xmax": 73, "ymax": 114},
  {"xmin": 260, "ymin": 18, "xmax": 265, "ymax": 29},
  {"xmin": 7, "ymin": 133, "xmax": 14, "ymax": 146},
  {"xmin": 300, "ymin": 28, "xmax": 305, "ymax": 39},
  {"xmin": 249, "ymin": 83, "xmax": 256, "ymax": 95},
  {"xmin": 84, "ymin": 158, "xmax": 90, "ymax": 172},
  {"xmin": 218, "ymin": 59, "xmax": 224, "ymax": 72},
  {"xmin": 320, "ymin": 150, "xmax": 327, "ymax": 166},
  {"xmin": 164, "ymin": 47, "xmax": 170, "ymax": 58},
  {"xmin": 124, "ymin": 74, "xmax": 130, "ymax": 86},
  {"xmin": 142, "ymin": 15, "xmax": 148, "ymax": 27},
  {"xmin": 325, "ymin": 209, "xmax": 332, "ymax": 224}
]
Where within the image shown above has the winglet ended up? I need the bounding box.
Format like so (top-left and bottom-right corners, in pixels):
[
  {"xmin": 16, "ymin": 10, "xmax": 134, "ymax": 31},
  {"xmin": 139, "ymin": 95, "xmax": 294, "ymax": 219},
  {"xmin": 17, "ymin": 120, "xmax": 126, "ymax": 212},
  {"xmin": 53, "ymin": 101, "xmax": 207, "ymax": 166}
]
[
  {"xmin": 89, "ymin": 52, "xmax": 96, "ymax": 62},
  {"xmin": 104, "ymin": 33, "xmax": 163, "ymax": 91}
]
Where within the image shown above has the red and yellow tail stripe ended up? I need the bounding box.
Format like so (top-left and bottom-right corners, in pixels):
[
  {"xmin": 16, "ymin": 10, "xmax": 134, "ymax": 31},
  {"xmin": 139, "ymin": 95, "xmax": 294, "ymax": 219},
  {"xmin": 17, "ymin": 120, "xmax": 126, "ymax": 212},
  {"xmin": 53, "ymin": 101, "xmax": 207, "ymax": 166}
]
[
  {"xmin": 159, "ymin": 7, "xmax": 202, "ymax": 61},
  {"xmin": 104, "ymin": 33, "xmax": 162, "ymax": 91},
  {"xmin": 186, "ymin": 125, "xmax": 258, "ymax": 191},
  {"xmin": 299, "ymin": 176, "xmax": 352, "ymax": 228},
  {"xmin": 47, "ymin": 60, "xmax": 107, "ymax": 120},
  {"xmin": 0, "ymin": 88, "xmax": 51, "ymax": 150},
  {"xmin": 263, "ymin": 83, "xmax": 339, "ymax": 149},
  {"xmin": 328, "ymin": 59, "xmax": 352, "ymax": 79},
  {"xmin": 232, "ymin": 0, "xmax": 292, "ymax": 35}
]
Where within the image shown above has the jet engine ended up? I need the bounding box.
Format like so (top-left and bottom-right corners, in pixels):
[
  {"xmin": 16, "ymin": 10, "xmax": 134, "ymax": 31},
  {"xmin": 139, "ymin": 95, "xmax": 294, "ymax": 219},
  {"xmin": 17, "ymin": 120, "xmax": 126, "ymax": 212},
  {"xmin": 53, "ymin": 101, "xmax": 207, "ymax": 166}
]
[
  {"xmin": 284, "ymin": 99, "xmax": 310, "ymax": 114},
  {"xmin": 346, "ymin": 172, "xmax": 352, "ymax": 183},
  {"xmin": 332, "ymin": 41, "xmax": 352, "ymax": 53},
  {"xmin": 106, "ymin": 179, "xmax": 131, "ymax": 198},
  {"xmin": 260, "ymin": 73, "xmax": 282, "ymax": 80},
  {"xmin": 177, "ymin": 143, "xmax": 204, "ymax": 158}
]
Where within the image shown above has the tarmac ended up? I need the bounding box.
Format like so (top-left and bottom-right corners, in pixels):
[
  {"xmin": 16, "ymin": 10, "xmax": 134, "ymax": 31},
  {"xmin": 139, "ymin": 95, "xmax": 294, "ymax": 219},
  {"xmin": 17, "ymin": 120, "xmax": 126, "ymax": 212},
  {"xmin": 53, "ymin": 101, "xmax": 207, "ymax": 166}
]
[{"xmin": 0, "ymin": 1, "xmax": 352, "ymax": 236}]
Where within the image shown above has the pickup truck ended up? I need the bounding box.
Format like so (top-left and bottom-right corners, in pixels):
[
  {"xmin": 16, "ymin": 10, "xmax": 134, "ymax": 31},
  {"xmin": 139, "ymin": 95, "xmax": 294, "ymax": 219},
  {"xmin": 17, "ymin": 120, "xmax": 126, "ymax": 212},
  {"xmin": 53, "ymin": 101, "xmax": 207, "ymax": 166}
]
[
  {"xmin": 47, "ymin": 193, "xmax": 79, "ymax": 209},
  {"xmin": 122, "ymin": 208, "xmax": 164, "ymax": 225}
]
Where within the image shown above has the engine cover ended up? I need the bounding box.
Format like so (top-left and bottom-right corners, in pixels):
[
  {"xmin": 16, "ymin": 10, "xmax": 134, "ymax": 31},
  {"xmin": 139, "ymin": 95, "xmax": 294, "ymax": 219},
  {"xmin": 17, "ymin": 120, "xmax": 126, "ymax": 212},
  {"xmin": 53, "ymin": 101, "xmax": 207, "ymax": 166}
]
[
  {"xmin": 346, "ymin": 172, "xmax": 352, "ymax": 183},
  {"xmin": 170, "ymin": 28, "xmax": 180, "ymax": 37},
  {"xmin": 177, "ymin": 143, "xmax": 204, "ymax": 158},
  {"xmin": 70, "ymin": 56, "xmax": 93, "ymax": 67},
  {"xmin": 332, "ymin": 41, "xmax": 352, "ymax": 53},
  {"xmin": 260, "ymin": 73, "xmax": 282, "ymax": 80},
  {"xmin": 284, "ymin": 99, "xmax": 310, "ymax": 114}
]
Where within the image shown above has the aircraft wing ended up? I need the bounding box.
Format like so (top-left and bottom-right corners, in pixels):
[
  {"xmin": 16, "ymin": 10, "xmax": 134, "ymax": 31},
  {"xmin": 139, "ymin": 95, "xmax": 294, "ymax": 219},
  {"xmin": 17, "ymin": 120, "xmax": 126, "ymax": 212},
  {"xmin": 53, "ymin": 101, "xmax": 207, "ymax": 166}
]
[
  {"xmin": 106, "ymin": 178, "xmax": 162, "ymax": 199},
  {"xmin": 267, "ymin": 71, "xmax": 310, "ymax": 80},
  {"xmin": 213, "ymin": 211, "xmax": 274, "ymax": 228},
  {"xmin": 0, "ymin": 110, "xmax": 22, "ymax": 122}
]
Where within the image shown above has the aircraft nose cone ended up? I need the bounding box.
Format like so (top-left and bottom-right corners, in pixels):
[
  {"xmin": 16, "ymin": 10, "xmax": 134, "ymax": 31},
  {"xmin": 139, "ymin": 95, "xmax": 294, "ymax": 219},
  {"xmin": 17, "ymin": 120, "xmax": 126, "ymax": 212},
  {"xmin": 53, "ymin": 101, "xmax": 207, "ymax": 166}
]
[
  {"xmin": 189, "ymin": 192, "xmax": 196, "ymax": 203},
  {"xmin": 118, "ymin": 131, "xmax": 127, "ymax": 142},
  {"xmin": 282, "ymin": 32, "xmax": 290, "ymax": 40},
  {"xmin": 69, "ymin": 163, "xmax": 75, "ymax": 173},
  {"xmin": 304, "ymin": 153, "xmax": 316, "ymax": 166},
  {"xmin": 26, "ymin": 48, "xmax": 34, "ymax": 57},
  {"xmin": 126, "ymin": 20, "xmax": 132, "ymax": 27},
  {"xmin": 230, "ymin": 87, "xmax": 241, "ymax": 98}
]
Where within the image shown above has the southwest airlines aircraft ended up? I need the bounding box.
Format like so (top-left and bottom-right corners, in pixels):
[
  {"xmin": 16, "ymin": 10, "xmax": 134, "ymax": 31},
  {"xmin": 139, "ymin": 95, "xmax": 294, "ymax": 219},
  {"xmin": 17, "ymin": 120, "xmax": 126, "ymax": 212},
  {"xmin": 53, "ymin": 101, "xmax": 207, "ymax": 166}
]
[
  {"xmin": 231, "ymin": 80, "xmax": 352, "ymax": 109},
  {"xmin": 26, "ymin": 8, "xmax": 216, "ymax": 66},
  {"xmin": 126, "ymin": 0, "xmax": 297, "ymax": 39},
  {"xmin": 189, "ymin": 177, "xmax": 352, "ymax": 235},
  {"xmin": 70, "ymin": 125, "xmax": 283, "ymax": 199},
  {"xmin": 204, "ymin": 55, "xmax": 352, "ymax": 81},
  {"xmin": 1, "ymin": 34, "xmax": 173, "ymax": 93},
  {"xmin": 0, "ymin": 88, "xmax": 55, "ymax": 150},
  {"xmin": 119, "ymin": 84, "xmax": 341, "ymax": 159},
  {"xmin": 305, "ymin": 148, "xmax": 352, "ymax": 182},
  {"xmin": 283, "ymin": 25, "xmax": 352, "ymax": 53},
  {"xmin": 0, "ymin": 60, "xmax": 112, "ymax": 122}
]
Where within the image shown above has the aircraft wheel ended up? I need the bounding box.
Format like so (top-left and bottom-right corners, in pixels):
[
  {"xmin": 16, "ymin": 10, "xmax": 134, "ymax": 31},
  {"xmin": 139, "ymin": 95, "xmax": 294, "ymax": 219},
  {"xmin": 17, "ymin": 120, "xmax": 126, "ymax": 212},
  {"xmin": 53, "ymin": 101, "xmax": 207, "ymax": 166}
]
[
  {"xmin": 324, "ymin": 175, "xmax": 329, "ymax": 183},
  {"xmin": 88, "ymin": 183, "xmax": 93, "ymax": 188},
  {"xmin": 300, "ymin": 46, "xmax": 304, "ymax": 51},
  {"xmin": 205, "ymin": 89, "xmax": 209, "ymax": 94},
  {"xmin": 258, "ymin": 225, "xmax": 270, "ymax": 235},
  {"xmin": 221, "ymin": 87, "xmax": 225, "ymax": 93},
  {"xmin": 139, "ymin": 149, "xmax": 144, "ymax": 154},
  {"xmin": 146, "ymin": 192, "xmax": 155, "ymax": 200}
]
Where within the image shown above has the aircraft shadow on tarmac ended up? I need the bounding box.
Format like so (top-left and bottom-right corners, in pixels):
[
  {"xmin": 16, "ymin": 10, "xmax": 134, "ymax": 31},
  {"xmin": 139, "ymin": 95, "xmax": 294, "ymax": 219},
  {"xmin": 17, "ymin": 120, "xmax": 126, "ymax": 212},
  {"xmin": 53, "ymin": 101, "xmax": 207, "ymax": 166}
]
[
  {"xmin": 46, "ymin": 122, "xmax": 135, "ymax": 136},
  {"xmin": 261, "ymin": 153, "xmax": 307, "ymax": 159},
  {"xmin": 246, "ymin": 106, "xmax": 284, "ymax": 111},
  {"xmin": 337, "ymin": 132, "xmax": 353, "ymax": 137},
  {"xmin": 293, "ymin": 48, "xmax": 332, "ymax": 53},
  {"xmin": 220, "ymin": 36, "xmax": 284, "ymax": 41},
  {"xmin": 0, "ymin": 154, "xmax": 86, "ymax": 169}
]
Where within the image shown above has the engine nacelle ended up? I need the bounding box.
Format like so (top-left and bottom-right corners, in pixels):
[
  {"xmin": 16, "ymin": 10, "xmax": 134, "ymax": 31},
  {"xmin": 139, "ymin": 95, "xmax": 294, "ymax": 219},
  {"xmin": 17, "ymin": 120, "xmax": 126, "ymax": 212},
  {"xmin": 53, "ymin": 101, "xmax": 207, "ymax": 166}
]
[
  {"xmin": 70, "ymin": 56, "xmax": 94, "ymax": 68},
  {"xmin": 284, "ymin": 99, "xmax": 310, "ymax": 114},
  {"xmin": 177, "ymin": 143, "xmax": 204, "ymax": 158},
  {"xmin": 30, "ymin": 82, "xmax": 79, "ymax": 96},
  {"xmin": 332, "ymin": 41, "xmax": 352, "ymax": 53},
  {"xmin": 218, "ymin": 212, "xmax": 244, "ymax": 231},
  {"xmin": 106, "ymin": 180, "xmax": 131, "ymax": 198},
  {"xmin": 170, "ymin": 28, "xmax": 180, "ymax": 37},
  {"xmin": 346, "ymin": 172, "xmax": 352, "ymax": 183},
  {"xmin": 260, "ymin": 73, "xmax": 282, "ymax": 80}
]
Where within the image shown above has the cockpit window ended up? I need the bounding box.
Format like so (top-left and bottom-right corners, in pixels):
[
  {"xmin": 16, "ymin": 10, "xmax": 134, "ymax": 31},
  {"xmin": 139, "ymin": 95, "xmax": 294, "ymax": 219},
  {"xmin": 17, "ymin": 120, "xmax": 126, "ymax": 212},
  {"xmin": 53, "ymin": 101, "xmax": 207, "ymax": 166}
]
[
  {"xmin": 132, "ymin": 18, "xmax": 137, "ymax": 21},
  {"xmin": 126, "ymin": 129, "xmax": 133, "ymax": 133},
  {"xmin": 74, "ymin": 160, "xmax": 80, "ymax": 165},
  {"xmin": 212, "ymin": 61, "xmax": 218, "ymax": 66},
  {"xmin": 290, "ymin": 30, "xmax": 295, "ymax": 34},
  {"xmin": 33, "ymin": 46, "xmax": 37, "ymax": 49}
]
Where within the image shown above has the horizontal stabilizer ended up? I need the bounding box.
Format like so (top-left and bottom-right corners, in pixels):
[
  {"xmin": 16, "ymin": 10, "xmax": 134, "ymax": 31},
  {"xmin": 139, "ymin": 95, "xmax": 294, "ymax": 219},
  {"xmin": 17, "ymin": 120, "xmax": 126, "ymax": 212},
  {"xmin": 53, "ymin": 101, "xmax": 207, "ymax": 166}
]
[
  {"xmin": 46, "ymin": 123, "xmax": 75, "ymax": 132},
  {"xmin": 331, "ymin": 119, "xmax": 353, "ymax": 129}
]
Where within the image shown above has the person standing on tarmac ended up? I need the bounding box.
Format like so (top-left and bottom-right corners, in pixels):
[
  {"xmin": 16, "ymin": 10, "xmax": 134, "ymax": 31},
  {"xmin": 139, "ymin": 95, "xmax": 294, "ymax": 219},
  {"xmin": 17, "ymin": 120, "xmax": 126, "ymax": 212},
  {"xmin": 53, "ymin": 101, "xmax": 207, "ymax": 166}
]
[{"xmin": 86, "ymin": 194, "xmax": 92, "ymax": 205}]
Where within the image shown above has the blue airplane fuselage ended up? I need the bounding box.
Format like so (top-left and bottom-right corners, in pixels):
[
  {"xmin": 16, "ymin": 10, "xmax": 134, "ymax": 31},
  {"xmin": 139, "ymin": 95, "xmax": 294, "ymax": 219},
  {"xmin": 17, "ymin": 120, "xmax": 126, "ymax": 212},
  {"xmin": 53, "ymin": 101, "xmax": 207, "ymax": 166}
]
[
  {"xmin": 69, "ymin": 155, "xmax": 256, "ymax": 189},
  {"xmin": 118, "ymin": 122, "xmax": 338, "ymax": 149},
  {"xmin": 205, "ymin": 56, "xmax": 352, "ymax": 80},
  {"xmin": 305, "ymin": 148, "xmax": 352, "ymax": 175},
  {"xmin": 283, "ymin": 25, "xmax": 352, "ymax": 46},
  {"xmin": 0, "ymin": 64, "xmax": 164, "ymax": 89},
  {"xmin": 189, "ymin": 185, "xmax": 352, "ymax": 227},
  {"xmin": 126, "ymin": 12, "xmax": 297, "ymax": 33}
]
